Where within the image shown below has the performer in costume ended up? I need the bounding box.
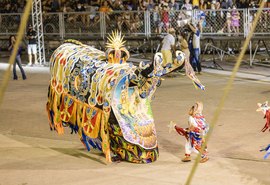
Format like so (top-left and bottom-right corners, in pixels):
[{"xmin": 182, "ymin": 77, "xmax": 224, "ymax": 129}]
[
  {"xmin": 256, "ymin": 101, "xmax": 270, "ymax": 132},
  {"xmin": 47, "ymin": 31, "xmax": 205, "ymax": 163},
  {"xmin": 169, "ymin": 102, "xmax": 209, "ymax": 163}
]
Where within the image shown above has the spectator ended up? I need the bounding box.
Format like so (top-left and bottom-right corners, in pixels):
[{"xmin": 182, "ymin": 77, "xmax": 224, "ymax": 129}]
[
  {"xmin": 125, "ymin": 2, "xmax": 134, "ymax": 11},
  {"xmin": 111, "ymin": 0, "xmax": 125, "ymax": 10},
  {"xmin": 9, "ymin": 35, "xmax": 26, "ymax": 80},
  {"xmin": 160, "ymin": 3, "xmax": 170, "ymax": 32},
  {"xmin": 152, "ymin": 5, "xmax": 162, "ymax": 34},
  {"xmin": 26, "ymin": 24, "xmax": 38, "ymax": 66},
  {"xmin": 75, "ymin": 3, "xmax": 87, "ymax": 25},
  {"xmin": 221, "ymin": 0, "xmax": 233, "ymax": 9},
  {"xmin": 175, "ymin": 0, "xmax": 184, "ymax": 8},
  {"xmin": 248, "ymin": 10, "xmax": 255, "ymax": 32},
  {"xmin": 209, "ymin": 1, "xmax": 218, "ymax": 32},
  {"xmin": 237, "ymin": 0, "xmax": 249, "ymax": 8},
  {"xmin": 86, "ymin": 4, "xmax": 99, "ymax": 26},
  {"xmin": 130, "ymin": 14, "xmax": 143, "ymax": 33},
  {"xmin": 139, "ymin": 0, "xmax": 148, "ymax": 11},
  {"xmin": 130, "ymin": 0, "xmax": 139, "ymax": 10},
  {"xmin": 90, "ymin": 0, "xmax": 102, "ymax": 6},
  {"xmin": 17, "ymin": 3, "xmax": 24, "ymax": 13},
  {"xmin": 199, "ymin": 0, "xmax": 207, "ymax": 10},
  {"xmin": 231, "ymin": 5, "xmax": 240, "ymax": 36},
  {"xmin": 116, "ymin": 15, "xmax": 123, "ymax": 31},
  {"xmin": 4, "ymin": 3, "xmax": 12, "ymax": 13},
  {"xmin": 170, "ymin": 0, "xmax": 180, "ymax": 10},
  {"xmin": 161, "ymin": 28, "xmax": 176, "ymax": 67},
  {"xmin": 218, "ymin": 7, "xmax": 232, "ymax": 35},
  {"xmin": 193, "ymin": 0, "xmax": 199, "ymax": 8},
  {"xmin": 99, "ymin": 1, "xmax": 112, "ymax": 14},
  {"xmin": 195, "ymin": 8, "xmax": 206, "ymax": 31},
  {"xmin": 181, "ymin": 0, "xmax": 193, "ymax": 17},
  {"xmin": 42, "ymin": 0, "xmax": 51, "ymax": 13},
  {"xmin": 62, "ymin": 2, "xmax": 77, "ymax": 24},
  {"xmin": 147, "ymin": 0, "xmax": 155, "ymax": 11},
  {"xmin": 176, "ymin": 9, "xmax": 191, "ymax": 28},
  {"xmin": 122, "ymin": 11, "xmax": 132, "ymax": 32},
  {"xmin": 51, "ymin": 0, "xmax": 60, "ymax": 12},
  {"xmin": 95, "ymin": 1, "xmax": 113, "ymax": 24},
  {"xmin": 161, "ymin": 0, "xmax": 170, "ymax": 8},
  {"xmin": 249, "ymin": 1, "xmax": 258, "ymax": 9}
]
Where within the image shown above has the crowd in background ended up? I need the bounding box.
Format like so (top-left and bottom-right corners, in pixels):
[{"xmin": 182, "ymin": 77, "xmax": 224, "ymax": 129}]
[
  {"xmin": 0, "ymin": 0, "xmax": 25, "ymax": 13},
  {"xmin": 0, "ymin": 0, "xmax": 270, "ymax": 35},
  {"xmin": 0, "ymin": 0, "xmax": 269, "ymax": 14}
]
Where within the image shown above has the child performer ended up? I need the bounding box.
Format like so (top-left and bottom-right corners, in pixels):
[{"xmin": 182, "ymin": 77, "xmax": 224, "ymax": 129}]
[{"xmin": 169, "ymin": 102, "xmax": 209, "ymax": 163}]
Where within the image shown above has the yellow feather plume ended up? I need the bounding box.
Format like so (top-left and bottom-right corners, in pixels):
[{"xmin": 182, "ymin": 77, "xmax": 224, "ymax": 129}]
[{"xmin": 106, "ymin": 30, "xmax": 126, "ymax": 50}]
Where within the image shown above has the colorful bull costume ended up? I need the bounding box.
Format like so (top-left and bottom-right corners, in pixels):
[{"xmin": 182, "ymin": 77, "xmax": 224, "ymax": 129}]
[{"xmin": 46, "ymin": 31, "xmax": 204, "ymax": 163}]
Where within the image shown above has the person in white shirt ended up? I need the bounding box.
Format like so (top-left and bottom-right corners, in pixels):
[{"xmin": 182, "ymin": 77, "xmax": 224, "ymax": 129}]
[
  {"xmin": 181, "ymin": 0, "xmax": 193, "ymax": 17},
  {"xmin": 161, "ymin": 28, "xmax": 176, "ymax": 67}
]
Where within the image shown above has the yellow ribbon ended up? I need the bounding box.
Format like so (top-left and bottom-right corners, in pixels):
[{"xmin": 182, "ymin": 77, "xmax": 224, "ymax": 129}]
[{"xmin": 0, "ymin": 0, "xmax": 33, "ymax": 106}]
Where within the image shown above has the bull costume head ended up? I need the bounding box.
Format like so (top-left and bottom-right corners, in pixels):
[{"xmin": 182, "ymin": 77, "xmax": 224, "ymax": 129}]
[{"xmin": 46, "ymin": 31, "xmax": 204, "ymax": 163}]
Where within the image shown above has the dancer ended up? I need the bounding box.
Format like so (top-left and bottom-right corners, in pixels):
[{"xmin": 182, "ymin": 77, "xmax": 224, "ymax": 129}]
[
  {"xmin": 256, "ymin": 101, "xmax": 270, "ymax": 132},
  {"xmin": 8, "ymin": 35, "xmax": 26, "ymax": 80},
  {"xmin": 169, "ymin": 102, "xmax": 209, "ymax": 163}
]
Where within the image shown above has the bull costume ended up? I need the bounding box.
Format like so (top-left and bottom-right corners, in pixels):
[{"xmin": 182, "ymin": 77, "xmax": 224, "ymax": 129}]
[{"xmin": 46, "ymin": 31, "xmax": 204, "ymax": 163}]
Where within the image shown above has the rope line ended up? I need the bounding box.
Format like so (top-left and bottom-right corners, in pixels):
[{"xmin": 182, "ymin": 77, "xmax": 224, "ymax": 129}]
[
  {"xmin": 0, "ymin": 0, "xmax": 33, "ymax": 106},
  {"xmin": 184, "ymin": 1, "xmax": 266, "ymax": 185}
]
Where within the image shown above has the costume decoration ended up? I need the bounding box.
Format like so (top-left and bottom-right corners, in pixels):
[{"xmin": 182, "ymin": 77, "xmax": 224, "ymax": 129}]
[
  {"xmin": 46, "ymin": 31, "xmax": 204, "ymax": 163},
  {"xmin": 256, "ymin": 101, "xmax": 270, "ymax": 132}
]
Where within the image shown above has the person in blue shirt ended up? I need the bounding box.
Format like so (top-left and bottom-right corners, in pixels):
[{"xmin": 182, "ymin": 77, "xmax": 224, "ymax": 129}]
[
  {"xmin": 188, "ymin": 22, "xmax": 202, "ymax": 74},
  {"xmin": 9, "ymin": 35, "xmax": 26, "ymax": 80}
]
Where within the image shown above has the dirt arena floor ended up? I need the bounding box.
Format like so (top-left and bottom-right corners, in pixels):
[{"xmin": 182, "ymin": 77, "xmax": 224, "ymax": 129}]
[{"xmin": 0, "ymin": 66, "xmax": 269, "ymax": 185}]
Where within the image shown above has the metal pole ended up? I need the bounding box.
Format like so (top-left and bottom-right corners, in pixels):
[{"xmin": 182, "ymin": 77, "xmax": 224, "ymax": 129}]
[{"xmin": 249, "ymin": 40, "xmax": 252, "ymax": 66}]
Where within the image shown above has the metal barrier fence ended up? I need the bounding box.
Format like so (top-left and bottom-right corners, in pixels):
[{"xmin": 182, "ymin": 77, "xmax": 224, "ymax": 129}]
[
  {"xmin": 0, "ymin": 8, "xmax": 270, "ymax": 38},
  {"xmin": 248, "ymin": 8, "xmax": 270, "ymax": 35},
  {"xmin": 193, "ymin": 9, "xmax": 247, "ymax": 36},
  {"xmin": 0, "ymin": 13, "xmax": 21, "ymax": 36}
]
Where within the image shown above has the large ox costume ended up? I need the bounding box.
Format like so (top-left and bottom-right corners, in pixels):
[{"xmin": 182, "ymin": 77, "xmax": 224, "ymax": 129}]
[{"xmin": 46, "ymin": 31, "xmax": 204, "ymax": 163}]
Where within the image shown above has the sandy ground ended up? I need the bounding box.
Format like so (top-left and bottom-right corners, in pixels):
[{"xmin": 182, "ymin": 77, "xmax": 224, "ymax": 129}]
[{"xmin": 0, "ymin": 66, "xmax": 270, "ymax": 185}]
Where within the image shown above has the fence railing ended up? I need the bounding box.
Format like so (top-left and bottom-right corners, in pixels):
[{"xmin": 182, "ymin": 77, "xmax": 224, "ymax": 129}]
[{"xmin": 0, "ymin": 8, "xmax": 270, "ymax": 38}]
